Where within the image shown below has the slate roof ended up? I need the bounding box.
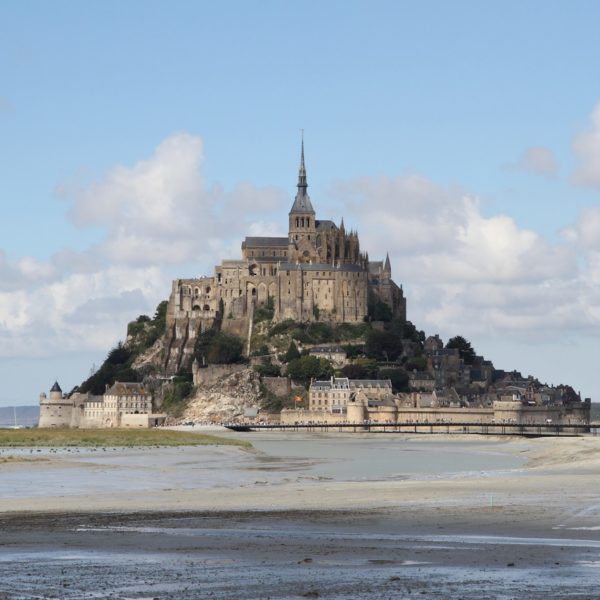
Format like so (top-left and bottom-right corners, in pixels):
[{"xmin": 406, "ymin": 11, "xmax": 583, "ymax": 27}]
[
  {"xmin": 368, "ymin": 261, "xmax": 383, "ymax": 274},
  {"xmin": 290, "ymin": 189, "xmax": 315, "ymax": 214},
  {"xmin": 50, "ymin": 381, "xmax": 62, "ymax": 393},
  {"xmin": 315, "ymin": 220, "xmax": 337, "ymax": 231},
  {"xmin": 242, "ymin": 237, "xmax": 289, "ymax": 248},
  {"xmin": 350, "ymin": 380, "xmax": 392, "ymax": 389}
]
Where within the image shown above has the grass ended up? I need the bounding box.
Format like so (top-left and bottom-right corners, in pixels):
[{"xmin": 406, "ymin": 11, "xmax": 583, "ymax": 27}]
[
  {"xmin": 0, "ymin": 428, "xmax": 251, "ymax": 448},
  {"xmin": 0, "ymin": 455, "xmax": 50, "ymax": 464}
]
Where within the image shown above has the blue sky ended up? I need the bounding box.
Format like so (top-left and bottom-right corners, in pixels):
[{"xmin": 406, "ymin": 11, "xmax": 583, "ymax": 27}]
[{"xmin": 1, "ymin": 1, "xmax": 599, "ymax": 405}]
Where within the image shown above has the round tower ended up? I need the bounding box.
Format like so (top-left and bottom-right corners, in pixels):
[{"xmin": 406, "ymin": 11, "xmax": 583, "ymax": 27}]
[{"xmin": 38, "ymin": 381, "xmax": 74, "ymax": 428}]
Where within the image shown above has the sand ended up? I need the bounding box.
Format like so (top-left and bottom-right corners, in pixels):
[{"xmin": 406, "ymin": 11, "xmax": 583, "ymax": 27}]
[{"xmin": 1, "ymin": 432, "xmax": 600, "ymax": 598}]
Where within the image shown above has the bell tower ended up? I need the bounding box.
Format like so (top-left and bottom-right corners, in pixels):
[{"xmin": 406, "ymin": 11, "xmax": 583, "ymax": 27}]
[{"xmin": 288, "ymin": 136, "xmax": 316, "ymax": 245}]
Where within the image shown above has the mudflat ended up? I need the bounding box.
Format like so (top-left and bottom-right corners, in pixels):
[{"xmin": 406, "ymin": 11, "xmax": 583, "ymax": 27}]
[{"xmin": 1, "ymin": 432, "xmax": 600, "ymax": 598}]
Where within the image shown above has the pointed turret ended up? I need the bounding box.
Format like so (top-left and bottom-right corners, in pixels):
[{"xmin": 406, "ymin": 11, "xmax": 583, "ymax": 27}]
[
  {"xmin": 289, "ymin": 136, "xmax": 314, "ymax": 214},
  {"xmin": 384, "ymin": 252, "xmax": 391, "ymax": 274}
]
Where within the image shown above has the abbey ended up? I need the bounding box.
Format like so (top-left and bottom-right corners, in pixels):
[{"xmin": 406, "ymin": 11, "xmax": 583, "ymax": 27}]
[{"xmin": 166, "ymin": 143, "xmax": 405, "ymax": 366}]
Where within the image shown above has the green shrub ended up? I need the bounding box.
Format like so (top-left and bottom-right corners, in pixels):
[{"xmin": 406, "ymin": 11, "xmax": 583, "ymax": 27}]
[
  {"xmin": 378, "ymin": 368, "xmax": 410, "ymax": 393},
  {"xmin": 287, "ymin": 355, "xmax": 333, "ymax": 382}
]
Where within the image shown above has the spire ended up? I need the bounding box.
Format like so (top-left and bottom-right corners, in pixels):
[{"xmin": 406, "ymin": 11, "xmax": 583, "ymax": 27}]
[
  {"xmin": 298, "ymin": 132, "xmax": 307, "ymax": 189},
  {"xmin": 384, "ymin": 252, "xmax": 391, "ymax": 274},
  {"xmin": 289, "ymin": 133, "xmax": 314, "ymax": 214}
]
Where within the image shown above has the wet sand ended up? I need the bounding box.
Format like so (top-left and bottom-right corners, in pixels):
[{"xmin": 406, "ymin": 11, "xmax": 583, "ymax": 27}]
[{"xmin": 1, "ymin": 432, "xmax": 600, "ymax": 598}]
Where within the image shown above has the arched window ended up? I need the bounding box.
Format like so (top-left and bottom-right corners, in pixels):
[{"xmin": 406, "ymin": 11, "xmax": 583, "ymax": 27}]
[{"xmin": 203, "ymin": 304, "xmax": 210, "ymax": 311}]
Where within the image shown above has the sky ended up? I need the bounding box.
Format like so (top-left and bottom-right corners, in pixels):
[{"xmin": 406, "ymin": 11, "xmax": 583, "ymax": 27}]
[{"xmin": 1, "ymin": 0, "xmax": 599, "ymax": 406}]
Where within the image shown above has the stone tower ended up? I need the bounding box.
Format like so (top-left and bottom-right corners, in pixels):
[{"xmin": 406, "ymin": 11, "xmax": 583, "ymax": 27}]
[
  {"xmin": 38, "ymin": 381, "xmax": 74, "ymax": 428},
  {"xmin": 288, "ymin": 139, "xmax": 317, "ymax": 253}
]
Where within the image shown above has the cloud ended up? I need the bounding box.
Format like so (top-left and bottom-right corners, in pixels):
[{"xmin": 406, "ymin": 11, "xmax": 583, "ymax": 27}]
[
  {"xmin": 0, "ymin": 133, "xmax": 289, "ymax": 359},
  {"xmin": 1, "ymin": 131, "xmax": 598, "ymax": 374},
  {"xmin": 0, "ymin": 250, "xmax": 56, "ymax": 292},
  {"xmin": 336, "ymin": 173, "xmax": 598, "ymax": 343},
  {"xmin": 514, "ymin": 146, "xmax": 558, "ymax": 178},
  {"xmin": 61, "ymin": 133, "xmax": 285, "ymax": 267},
  {"xmin": 572, "ymin": 101, "xmax": 600, "ymax": 187},
  {"xmin": 561, "ymin": 206, "xmax": 600, "ymax": 251}
]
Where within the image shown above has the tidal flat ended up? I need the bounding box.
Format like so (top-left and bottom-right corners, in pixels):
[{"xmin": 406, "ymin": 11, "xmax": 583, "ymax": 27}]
[{"xmin": 1, "ymin": 431, "xmax": 600, "ymax": 598}]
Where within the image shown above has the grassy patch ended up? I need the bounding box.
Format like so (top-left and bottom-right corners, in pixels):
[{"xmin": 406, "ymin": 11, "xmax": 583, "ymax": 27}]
[
  {"xmin": 0, "ymin": 428, "xmax": 251, "ymax": 448},
  {"xmin": 0, "ymin": 455, "xmax": 50, "ymax": 464}
]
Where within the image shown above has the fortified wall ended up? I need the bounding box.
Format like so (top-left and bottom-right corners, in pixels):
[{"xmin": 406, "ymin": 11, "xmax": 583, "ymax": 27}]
[{"xmin": 281, "ymin": 400, "xmax": 591, "ymax": 428}]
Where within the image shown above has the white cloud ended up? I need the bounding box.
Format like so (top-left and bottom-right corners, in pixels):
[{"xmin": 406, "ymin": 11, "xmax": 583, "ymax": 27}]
[
  {"xmin": 572, "ymin": 101, "xmax": 600, "ymax": 187},
  {"xmin": 0, "ymin": 133, "xmax": 288, "ymax": 359},
  {"xmin": 336, "ymin": 173, "xmax": 598, "ymax": 343},
  {"xmin": 514, "ymin": 146, "xmax": 558, "ymax": 178},
  {"xmin": 60, "ymin": 133, "xmax": 285, "ymax": 268},
  {"xmin": 561, "ymin": 206, "xmax": 600, "ymax": 251}
]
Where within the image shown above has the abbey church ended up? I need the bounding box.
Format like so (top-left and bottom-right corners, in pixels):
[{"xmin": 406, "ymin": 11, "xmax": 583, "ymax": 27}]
[{"xmin": 165, "ymin": 143, "xmax": 405, "ymax": 372}]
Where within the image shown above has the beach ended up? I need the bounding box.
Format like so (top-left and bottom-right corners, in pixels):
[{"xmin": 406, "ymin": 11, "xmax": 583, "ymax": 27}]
[{"xmin": 1, "ymin": 431, "xmax": 600, "ymax": 598}]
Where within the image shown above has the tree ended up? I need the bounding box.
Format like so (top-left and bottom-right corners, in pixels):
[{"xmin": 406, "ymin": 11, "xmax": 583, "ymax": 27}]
[
  {"xmin": 283, "ymin": 341, "xmax": 301, "ymax": 363},
  {"xmin": 195, "ymin": 330, "xmax": 244, "ymax": 364},
  {"xmin": 364, "ymin": 329, "xmax": 403, "ymax": 362},
  {"xmin": 368, "ymin": 298, "xmax": 393, "ymax": 322},
  {"xmin": 446, "ymin": 336, "xmax": 476, "ymax": 365},
  {"xmin": 254, "ymin": 295, "xmax": 275, "ymax": 323},
  {"xmin": 378, "ymin": 368, "xmax": 409, "ymax": 393},
  {"xmin": 286, "ymin": 356, "xmax": 333, "ymax": 382},
  {"xmin": 341, "ymin": 358, "xmax": 378, "ymax": 379}
]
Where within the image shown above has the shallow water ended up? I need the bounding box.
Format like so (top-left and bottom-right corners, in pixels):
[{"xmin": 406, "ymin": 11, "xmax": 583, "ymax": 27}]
[
  {"xmin": 0, "ymin": 434, "xmax": 526, "ymax": 499},
  {"xmin": 2, "ymin": 515, "xmax": 600, "ymax": 599}
]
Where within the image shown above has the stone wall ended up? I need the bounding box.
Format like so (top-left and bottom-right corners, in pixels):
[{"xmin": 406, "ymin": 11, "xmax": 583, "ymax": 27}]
[
  {"xmin": 262, "ymin": 376, "xmax": 292, "ymax": 398},
  {"xmin": 192, "ymin": 363, "xmax": 248, "ymax": 387},
  {"xmin": 280, "ymin": 409, "xmax": 348, "ymax": 424},
  {"xmin": 221, "ymin": 317, "xmax": 250, "ymax": 339}
]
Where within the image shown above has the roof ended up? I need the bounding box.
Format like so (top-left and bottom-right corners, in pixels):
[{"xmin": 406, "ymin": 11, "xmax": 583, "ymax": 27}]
[
  {"xmin": 368, "ymin": 261, "xmax": 383, "ymax": 274},
  {"xmin": 309, "ymin": 345, "xmax": 346, "ymax": 354},
  {"xmin": 290, "ymin": 189, "xmax": 315, "ymax": 214},
  {"xmin": 50, "ymin": 381, "xmax": 62, "ymax": 393},
  {"xmin": 278, "ymin": 262, "xmax": 365, "ymax": 272},
  {"xmin": 105, "ymin": 381, "xmax": 148, "ymax": 396},
  {"xmin": 242, "ymin": 237, "xmax": 289, "ymax": 248},
  {"xmin": 350, "ymin": 379, "xmax": 392, "ymax": 389},
  {"xmin": 315, "ymin": 220, "xmax": 337, "ymax": 231}
]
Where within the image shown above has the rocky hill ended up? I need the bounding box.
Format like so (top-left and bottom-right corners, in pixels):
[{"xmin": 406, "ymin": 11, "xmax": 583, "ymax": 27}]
[{"xmin": 174, "ymin": 367, "xmax": 263, "ymax": 424}]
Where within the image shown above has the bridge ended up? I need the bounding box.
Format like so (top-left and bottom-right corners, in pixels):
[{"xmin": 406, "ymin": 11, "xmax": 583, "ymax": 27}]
[{"xmin": 226, "ymin": 421, "xmax": 598, "ymax": 437}]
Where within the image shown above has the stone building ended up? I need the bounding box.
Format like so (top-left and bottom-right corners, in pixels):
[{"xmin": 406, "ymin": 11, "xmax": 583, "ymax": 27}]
[
  {"xmin": 308, "ymin": 345, "xmax": 348, "ymax": 367},
  {"xmin": 38, "ymin": 381, "xmax": 164, "ymax": 429},
  {"xmin": 309, "ymin": 377, "xmax": 394, "ymax": 413},
  {"xmin": 164, "ymin": 142, "xmax": 406, "ymax": 373},
  {"xmin": 38, "ymin": 381, "xmax": 74, "ymax": 428}
]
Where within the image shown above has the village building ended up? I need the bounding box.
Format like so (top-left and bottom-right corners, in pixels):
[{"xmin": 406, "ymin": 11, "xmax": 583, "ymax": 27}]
[
  {"xmin": 308, "ymin": 345, "xmax": 348, "ymax": 367},
  {"xmin": 308, "ymin": 377, "xmax": 393, "ymax": 413},
  {"xmin": 38, "ymin": 381, "xmax": 165, "ymax": 429}
]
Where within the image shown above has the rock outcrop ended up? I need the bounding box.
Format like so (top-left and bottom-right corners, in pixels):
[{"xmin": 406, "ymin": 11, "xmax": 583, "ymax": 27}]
[{"xmin": 175, "ymin": 367, "xmax": 263, "ymax": 423}]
